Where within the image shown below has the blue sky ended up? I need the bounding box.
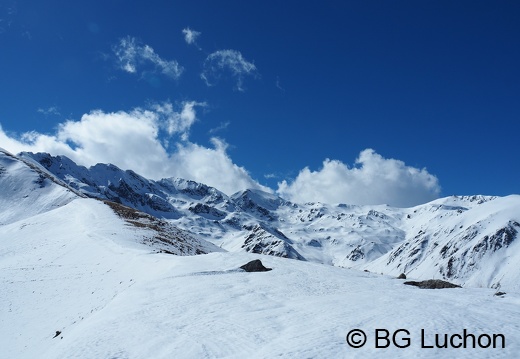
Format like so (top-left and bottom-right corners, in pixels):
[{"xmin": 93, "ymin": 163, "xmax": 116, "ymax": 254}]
[{"xmin": 1, "ymin": 1, "xmax": 519, "ymax": 206}]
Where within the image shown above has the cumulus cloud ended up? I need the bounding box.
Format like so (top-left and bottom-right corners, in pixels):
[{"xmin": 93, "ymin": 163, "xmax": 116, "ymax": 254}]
[
  {"xmin": 0, "ymin": 103, "xmax": 268, "ymax": 195},
  {"xmin": 1, "ymin": 104, "xmax": 441, "ymax": 206},
  {"xmin": 201, "ymin": 49, "xmax": 258, "ymax": 91},
  {"xmin": 112, "ymin": 36, "xmax": 183, "ymax": 80},
  {"xmin": 182, "ymin": 27, "xmax": 201, "ymax": 46},
  {"xmin": 169, "ymin": 138, "xmax": 267, "ymax": 194},
  {"xmin": 277, "ymin": 149, "xmax": 441, "ymax": 207}
]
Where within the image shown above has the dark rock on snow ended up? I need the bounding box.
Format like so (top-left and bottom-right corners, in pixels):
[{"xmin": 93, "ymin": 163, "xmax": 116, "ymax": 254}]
[
  {"xmin": 397, "ymin": 273, "xmax": 407, "ymax": 279},
  {"xmin": 240, "ymin": 259, "xmax": 272, "ymax": 272},
  {"xmin": 404, "ymin": 279, "xmax": 461, "ymax": 289}
]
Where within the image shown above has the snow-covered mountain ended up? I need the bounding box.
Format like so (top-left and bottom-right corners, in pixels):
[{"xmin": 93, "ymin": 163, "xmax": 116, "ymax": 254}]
[
  {"xmin": 365, "ymin": 195, "xmax": 520, "ymax": 290},
  {"xmin": 0, "ymin": 149, "xmax": 79, "ymax": 225},
  {"xmin": 0, "ymin": 148, "xmax": 220, "ymax": 256},
  {"xmin": 2, "ymin": 149, "xmax": 520, "ymax": 358},
  {"xmin": 19, "ymin": 151, "xmax": 520, "ymax": 291}
]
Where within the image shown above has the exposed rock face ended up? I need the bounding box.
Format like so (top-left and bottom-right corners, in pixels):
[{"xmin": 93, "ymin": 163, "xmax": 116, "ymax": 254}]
[
  {"xmin": 103, "ymin": 200, "xmax": 222, "ymax": 256},
  {"xmin": 241, "ymin": 224, "xmax": 305, "ymax": 260},
  {"xmin": 188, "ymin": 203, "xmax": 227, "ymax": 219},
  {"xmin": 240, "ymin": 259, "xmax": 272, "ymax": 272},
  {"xmin": 404, "ymin": 279, "xmax": 461, "ymax": 289}
]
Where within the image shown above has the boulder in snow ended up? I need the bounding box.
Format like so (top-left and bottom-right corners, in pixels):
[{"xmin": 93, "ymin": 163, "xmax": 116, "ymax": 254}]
[{"xmin": 240, "ymin": 259, "xmax": 272, "ymax": 272}]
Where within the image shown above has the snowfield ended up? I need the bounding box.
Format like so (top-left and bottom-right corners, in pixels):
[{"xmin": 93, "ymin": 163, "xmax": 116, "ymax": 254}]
[
  {"xmin": 2, "ymin": 149, "xmax": 520, "ymax": 358},
  {"xmin": 1, "ymin": 199, "xmax": 520, "ymax": 358}
]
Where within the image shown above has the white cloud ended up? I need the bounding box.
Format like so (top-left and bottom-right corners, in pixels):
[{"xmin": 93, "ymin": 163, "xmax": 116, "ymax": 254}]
[
  {"xmin": 170, "ymin": 138, "xmax": 268, "ymax": 195},
  {"xmin": 182, "ymin": 27, "xmax": 201, "ymax": 45},
  {"xmin": 277, "ymin": 149, "xmax": 441, "ymax": 207},
  {"xmin": 0, "ymin": 103, "xmax": 268, "ymax": 196},
  {"xmin": 151, "ymin": 101, "xmax": 206, "ymax": 138},
  {"xmin": 113, "ymin": 36, "xmax": 138, "ymax": 73},
  {"xmin": 113, "ymin": 36, "xmax": 183, "ymax": 80},
  {"xmin": 201, "ymin": 49, "xmax": 258, "ymax": 91},
  {"xmin": 1, "ymin": 106, "xmax": 441, "ymax": 206}
]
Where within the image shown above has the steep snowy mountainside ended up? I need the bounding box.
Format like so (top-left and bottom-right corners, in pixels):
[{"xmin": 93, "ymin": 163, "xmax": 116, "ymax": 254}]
[
  {"xmin": 0, "ymin": 149, "xmax": 79, "ymax": 225},
  {"xmin": 365, "ymin": 195, "xmax": 520, "ymax": 290},
  {"xmin": 23, "ymin": 152, "xmax": 306, "ymax": 258},
  {"xmin": 22, "ymin": 152, "xmax": 233, "ymax": 219},
  {"xmin": 231, "ymin": 188, "xmax": 287, "ymax": 220},
  {"xmin": 102, "ymin": 200, "xmax": 222, "ymax": 256},
  {"xmin": 220, "ymin": 222, "xmax": 306, "ymax": 260},
  {"xmin": 1, "ymin": 149, "xmax": 219, "ymax": 257}
]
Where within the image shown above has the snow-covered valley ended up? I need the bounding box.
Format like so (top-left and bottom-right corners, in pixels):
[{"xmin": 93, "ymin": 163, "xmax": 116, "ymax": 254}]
[{"xmin": 1, "ymin": 148, "xmax": 520, "ymax": 358}]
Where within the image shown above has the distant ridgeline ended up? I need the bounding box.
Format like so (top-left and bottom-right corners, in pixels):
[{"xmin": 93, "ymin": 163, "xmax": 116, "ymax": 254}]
[{"xmin": 10, "ymin": 150, "xmax": 520, "ymax": 290}]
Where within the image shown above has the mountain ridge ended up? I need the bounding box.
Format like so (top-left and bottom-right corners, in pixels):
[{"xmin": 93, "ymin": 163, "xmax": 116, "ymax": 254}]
[
  {"xmin": 0, "ymin": 149, "xmax": 219, "ymax": 256},
  {"xmin": 9, "ymin": 151, "xmax": 520, "ymax": 290}
]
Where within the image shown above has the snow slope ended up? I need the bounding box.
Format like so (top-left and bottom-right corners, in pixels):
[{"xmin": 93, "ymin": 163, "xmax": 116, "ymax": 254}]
[
  {"xmin": 22, "ymin": 152, "xmax": 520, "ymax": 291},
  {"xmin": 1, "ymin": 212, "xmax": 520, "ymax": 358},
  {"xmin": 0, "ymin": 149, "xmax": 78, "ymax": 225},
  {"xmin": 365, "ymin": 195, "xmax": 520, "ymax": 290},
  {"xmin": 0, "ymin": 198, "xmax": 219, "ymax": 359}
]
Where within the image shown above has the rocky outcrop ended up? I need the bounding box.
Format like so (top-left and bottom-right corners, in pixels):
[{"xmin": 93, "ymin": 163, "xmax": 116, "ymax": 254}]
[
  {"xmin": 240, "ymin": 259, "xmax": 272, "ymax": 272},
  {"xmin": 404, "ymin": 279, "xmax": 461, "ymax": 289}
]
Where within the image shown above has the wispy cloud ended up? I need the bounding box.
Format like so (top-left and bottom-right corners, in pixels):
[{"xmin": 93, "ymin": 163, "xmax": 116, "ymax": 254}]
[
  {"xmin": 112, "ymin": 36, "xmax": 183, "ymax": 80},
  {"xmin": 209, "ymin": 121, "xmax": 230, "ymax": 134},
  {"xmin": 182, "ymin": 27, "xmax": 201, "ymax": 46},
  {"xmin": 201, "ymin": 50, "xmax": 258, "ymax": 91},
  {"xmin": 37, "ymin": 106, "xmax": 61, "ymax": 117},
  {"xmin": 277, "ymin": 149, "xmax": 441, "ymax": 207}
]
